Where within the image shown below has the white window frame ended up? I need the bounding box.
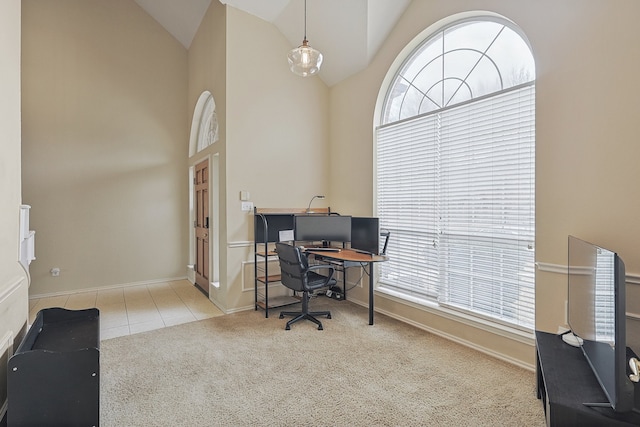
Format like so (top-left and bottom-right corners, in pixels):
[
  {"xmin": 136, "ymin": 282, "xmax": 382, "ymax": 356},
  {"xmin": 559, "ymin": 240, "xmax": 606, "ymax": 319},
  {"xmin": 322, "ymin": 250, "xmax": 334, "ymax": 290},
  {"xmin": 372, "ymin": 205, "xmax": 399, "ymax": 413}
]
[{"xmin": 375, "ymin": 17, "xmax": 536, "ymax": 331}]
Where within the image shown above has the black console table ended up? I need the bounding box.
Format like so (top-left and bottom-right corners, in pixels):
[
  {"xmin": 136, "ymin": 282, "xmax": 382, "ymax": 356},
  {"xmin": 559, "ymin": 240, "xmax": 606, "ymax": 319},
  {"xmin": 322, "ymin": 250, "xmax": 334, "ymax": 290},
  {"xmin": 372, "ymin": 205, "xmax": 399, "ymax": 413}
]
[{"xmin": 536, "ymin": 330, "xmax": 640, "ymax": 426}]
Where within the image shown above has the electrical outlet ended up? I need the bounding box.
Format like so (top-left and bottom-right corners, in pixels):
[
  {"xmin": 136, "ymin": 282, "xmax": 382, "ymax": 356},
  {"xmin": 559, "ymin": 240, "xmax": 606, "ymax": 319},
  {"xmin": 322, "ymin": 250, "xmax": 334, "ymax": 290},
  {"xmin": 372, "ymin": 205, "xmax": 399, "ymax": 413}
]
[
  {"xmin": 241, "ymin": 201, "xmax": 253, "ymax": 211},
  {"xmin": 50, "ymin": 267, "xmax": 60, "ymax": 277}
]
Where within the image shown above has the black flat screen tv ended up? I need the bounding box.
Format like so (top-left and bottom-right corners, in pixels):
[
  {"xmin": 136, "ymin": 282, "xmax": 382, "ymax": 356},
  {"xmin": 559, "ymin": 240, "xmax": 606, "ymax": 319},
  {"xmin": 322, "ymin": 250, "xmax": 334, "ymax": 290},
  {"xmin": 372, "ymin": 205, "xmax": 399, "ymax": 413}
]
[
  {"xmin": 350, "ymin": 217, "xmax": 380, "ymax": 255},
  {"xmin": 294, "ymin": 215, "xmax": 351, "ymax": 243},
  {"xmin": 567, "ymin": 235, "xmax": 635, "ymax": 413}
]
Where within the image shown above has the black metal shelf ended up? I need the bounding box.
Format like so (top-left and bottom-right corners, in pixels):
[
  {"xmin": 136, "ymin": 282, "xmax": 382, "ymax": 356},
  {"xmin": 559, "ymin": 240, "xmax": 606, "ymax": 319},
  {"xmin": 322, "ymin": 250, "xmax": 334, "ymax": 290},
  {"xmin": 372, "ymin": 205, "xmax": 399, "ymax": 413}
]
[{"xmin": 253, "ymin": 207, "xmax": 331, "ymax": 317}]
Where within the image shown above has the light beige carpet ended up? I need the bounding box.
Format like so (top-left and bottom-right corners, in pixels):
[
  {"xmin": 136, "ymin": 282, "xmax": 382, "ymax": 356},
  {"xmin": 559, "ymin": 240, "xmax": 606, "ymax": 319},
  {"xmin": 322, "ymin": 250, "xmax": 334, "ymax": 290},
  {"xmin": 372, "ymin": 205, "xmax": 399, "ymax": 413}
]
[{"xmin": 100, "ymin": 299, "xmax": 546, "ymax": 426}]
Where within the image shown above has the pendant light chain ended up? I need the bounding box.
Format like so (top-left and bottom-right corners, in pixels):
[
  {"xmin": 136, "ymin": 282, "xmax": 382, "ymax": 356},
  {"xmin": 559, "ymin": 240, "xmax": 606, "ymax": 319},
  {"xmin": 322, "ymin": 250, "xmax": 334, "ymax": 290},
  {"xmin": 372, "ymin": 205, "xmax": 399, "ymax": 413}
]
[{"xmin": 303, "ymin": 0, "xmax": 308, "ymax": 42}]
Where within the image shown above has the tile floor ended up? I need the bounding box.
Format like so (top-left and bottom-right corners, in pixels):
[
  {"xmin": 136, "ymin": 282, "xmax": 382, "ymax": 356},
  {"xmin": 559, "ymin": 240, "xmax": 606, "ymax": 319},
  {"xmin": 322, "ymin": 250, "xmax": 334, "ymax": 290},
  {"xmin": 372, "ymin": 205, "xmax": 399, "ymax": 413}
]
[{"xmin": 28, "ymin": 279, "xmax": 224, "ymax": 340}]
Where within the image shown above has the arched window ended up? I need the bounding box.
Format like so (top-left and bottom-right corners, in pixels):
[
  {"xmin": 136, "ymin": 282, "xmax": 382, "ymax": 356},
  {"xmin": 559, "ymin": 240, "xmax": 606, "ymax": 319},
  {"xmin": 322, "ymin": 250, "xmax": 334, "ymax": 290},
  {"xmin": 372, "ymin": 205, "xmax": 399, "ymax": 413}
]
[
  {"xmin": 376, "ymin": 17, "xmax": 535, "ymax": 330},
  {"xmin": 197, "ymin": 94, "xmax": 219, "ymax": 152},
  {"xmin": 189, "ymin": 91, "xmax": 220, "ymax": 158}
]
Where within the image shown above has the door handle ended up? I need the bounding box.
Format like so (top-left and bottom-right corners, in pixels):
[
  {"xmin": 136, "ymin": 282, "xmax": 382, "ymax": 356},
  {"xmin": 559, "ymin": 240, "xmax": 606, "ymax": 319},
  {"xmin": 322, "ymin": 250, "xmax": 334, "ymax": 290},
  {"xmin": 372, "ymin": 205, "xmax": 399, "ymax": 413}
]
[{"xmin": 205, "ymin": 216, "xmax": 210, "ymax": 229}]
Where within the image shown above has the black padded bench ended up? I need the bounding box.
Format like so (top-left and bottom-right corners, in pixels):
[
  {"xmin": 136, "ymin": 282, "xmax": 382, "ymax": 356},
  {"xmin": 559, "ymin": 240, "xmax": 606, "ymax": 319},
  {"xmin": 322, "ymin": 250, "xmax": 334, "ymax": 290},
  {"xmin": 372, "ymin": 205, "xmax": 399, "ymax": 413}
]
[{"xmin": 8, "ymin": 307, "xmax": 100, "ymax": 427}]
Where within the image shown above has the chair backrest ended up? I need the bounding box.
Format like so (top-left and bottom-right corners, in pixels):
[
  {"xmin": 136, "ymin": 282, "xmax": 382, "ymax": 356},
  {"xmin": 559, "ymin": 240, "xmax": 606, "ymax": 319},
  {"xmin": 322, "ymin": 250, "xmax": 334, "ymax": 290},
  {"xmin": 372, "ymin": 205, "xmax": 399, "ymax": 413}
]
[{"xmin": 275, "ymin": 243, "xmax": 309, "ymax": 292}]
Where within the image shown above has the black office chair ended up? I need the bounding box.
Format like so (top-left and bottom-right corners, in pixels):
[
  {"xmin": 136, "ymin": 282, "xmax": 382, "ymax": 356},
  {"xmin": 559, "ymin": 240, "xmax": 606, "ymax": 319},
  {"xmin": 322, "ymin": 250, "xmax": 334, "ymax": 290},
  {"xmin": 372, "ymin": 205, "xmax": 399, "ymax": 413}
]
[{"xmin": 275, "ymin": 242, "xmax": 336, "ymax": 330}]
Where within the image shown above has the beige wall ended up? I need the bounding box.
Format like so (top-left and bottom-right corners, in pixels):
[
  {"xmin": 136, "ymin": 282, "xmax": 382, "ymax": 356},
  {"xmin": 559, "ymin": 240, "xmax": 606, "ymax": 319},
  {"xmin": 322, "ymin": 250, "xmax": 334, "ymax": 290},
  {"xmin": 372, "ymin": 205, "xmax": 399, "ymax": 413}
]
[
  {"xmin": 196, "ymin": 6, "xmax": 330, "ymax": 312},
  {"xmin": 22, "ymin": 0, "xmax": 189, "ymax": 295},
  {"xmin": 531, "ymin": 0, "xmax": 640, "ymax": 332},
  {"xmin": 15, "ymin": 0, "xmax": 640, "ymax": 369},
  {"xmin": 225, "ymin": 6, "xmax": 330, "ymax": 310},
  {"xmin": 225, "ymin": 7, "xmax": 330, "ymax": 214},
  {"xmin": 187, "ymin": 0, "xmax": 227, "ymax": 305},
  {"xmin": 0, "ymin": 0, "xmax": 29, "ymax": 415},
  {"xmin": 329, "ymin": 0, "xmax": 640, "ymax": 366}
]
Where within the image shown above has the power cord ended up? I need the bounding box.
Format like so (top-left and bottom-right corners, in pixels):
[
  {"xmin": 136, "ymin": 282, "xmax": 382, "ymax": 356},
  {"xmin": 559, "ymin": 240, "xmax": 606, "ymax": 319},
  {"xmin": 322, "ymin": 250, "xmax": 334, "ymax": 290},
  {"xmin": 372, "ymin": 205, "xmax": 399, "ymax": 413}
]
[{"xmin": 345, "ymin": 262, "xmax": 370, "ymax": 292}]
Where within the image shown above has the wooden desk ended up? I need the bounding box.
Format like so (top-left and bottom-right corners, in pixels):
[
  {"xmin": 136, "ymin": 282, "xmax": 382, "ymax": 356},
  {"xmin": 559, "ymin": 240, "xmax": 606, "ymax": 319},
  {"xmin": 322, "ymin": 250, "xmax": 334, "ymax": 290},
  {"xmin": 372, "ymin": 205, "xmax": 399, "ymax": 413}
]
[{"xmin": 306, "ymin": 248, "xmax": 388, "ymax": 325}]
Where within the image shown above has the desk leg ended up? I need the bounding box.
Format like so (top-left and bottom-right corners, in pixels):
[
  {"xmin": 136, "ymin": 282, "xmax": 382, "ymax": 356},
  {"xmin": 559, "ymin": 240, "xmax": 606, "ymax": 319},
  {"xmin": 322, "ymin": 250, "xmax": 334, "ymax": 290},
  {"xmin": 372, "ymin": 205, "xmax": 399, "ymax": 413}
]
[
  {"xmin": 343, "ymin": 265, "xmax": 348, "ymax": 301},
  {"xmin": 369, "ymin": 262, "xmax": 374, "ymax": 325}
]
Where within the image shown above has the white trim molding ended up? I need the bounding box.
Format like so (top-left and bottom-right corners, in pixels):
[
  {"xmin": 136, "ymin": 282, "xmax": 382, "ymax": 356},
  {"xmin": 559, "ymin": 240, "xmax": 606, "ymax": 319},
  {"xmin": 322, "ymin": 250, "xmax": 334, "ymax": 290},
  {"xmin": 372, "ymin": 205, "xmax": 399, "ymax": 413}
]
[
  {"xmin": 627, "ymin": 273, "xmax": 640, "ymax": 286},
  {"xmin": 229, "ymin": 240, "xmax": 252, "ymax": 249},
  {"xmin": 536, "ymin": 261, "xmax": 640, "ymax": 286},
  {"xmin": 0, "ymin": 276, "xmax": 25, "ymax": 305},
  {"xmin": 535, "ymin": 261, "xmax": 566, "ymax": 274}
]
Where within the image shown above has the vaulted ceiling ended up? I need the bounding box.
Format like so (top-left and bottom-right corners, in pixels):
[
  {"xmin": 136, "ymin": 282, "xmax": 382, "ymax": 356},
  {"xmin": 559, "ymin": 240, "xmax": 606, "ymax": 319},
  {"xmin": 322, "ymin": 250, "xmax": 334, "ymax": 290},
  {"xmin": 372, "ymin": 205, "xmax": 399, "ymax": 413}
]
[{"xmin": 134, "ymin": 0, "xmax": 411, "ymax": 86}]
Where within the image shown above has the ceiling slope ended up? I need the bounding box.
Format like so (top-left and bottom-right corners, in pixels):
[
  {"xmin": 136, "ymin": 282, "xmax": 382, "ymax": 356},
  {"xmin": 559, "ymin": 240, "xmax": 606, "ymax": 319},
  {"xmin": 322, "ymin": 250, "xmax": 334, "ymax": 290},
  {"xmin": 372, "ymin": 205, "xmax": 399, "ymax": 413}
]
[{"xmin": 136, "ymin": 0, "xmax": 411, "ymax": 86}]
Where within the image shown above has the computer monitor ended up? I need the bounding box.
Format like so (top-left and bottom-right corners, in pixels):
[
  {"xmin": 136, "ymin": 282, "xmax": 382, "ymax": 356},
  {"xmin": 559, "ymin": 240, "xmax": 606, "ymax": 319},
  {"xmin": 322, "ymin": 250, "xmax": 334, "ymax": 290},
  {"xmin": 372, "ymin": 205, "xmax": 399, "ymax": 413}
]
[
  {"xmin": 350, "ymin": 217, "xmax": 380, "ymax": 255},
  {"xmin": 294, "ymin": 215, "xmax": 352, "ymax": 243}
]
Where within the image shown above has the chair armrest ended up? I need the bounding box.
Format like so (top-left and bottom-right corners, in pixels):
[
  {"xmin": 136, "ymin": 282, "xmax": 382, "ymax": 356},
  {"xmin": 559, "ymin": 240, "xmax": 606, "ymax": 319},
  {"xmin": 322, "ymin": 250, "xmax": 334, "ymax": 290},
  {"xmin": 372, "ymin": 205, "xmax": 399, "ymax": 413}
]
[
  {"xmin": 308, "ymin": 264, "xmax": 335, "ymax": 277},
  {"xmin": 308, "ymin": 264, "xmax": 336, "ymax": 286}
]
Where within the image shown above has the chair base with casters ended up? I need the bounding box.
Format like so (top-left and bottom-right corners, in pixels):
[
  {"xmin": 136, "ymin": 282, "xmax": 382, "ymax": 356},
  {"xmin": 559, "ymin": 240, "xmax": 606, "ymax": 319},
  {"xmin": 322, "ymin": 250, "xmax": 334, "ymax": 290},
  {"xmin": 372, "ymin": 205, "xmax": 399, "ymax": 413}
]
[
  {"xmin": 279, "ymin": 286, "xmax": 332, "ymax": 330},
  {"xmin": 275, "ymin": 242, "xmax": 337, "ymax": 331}
]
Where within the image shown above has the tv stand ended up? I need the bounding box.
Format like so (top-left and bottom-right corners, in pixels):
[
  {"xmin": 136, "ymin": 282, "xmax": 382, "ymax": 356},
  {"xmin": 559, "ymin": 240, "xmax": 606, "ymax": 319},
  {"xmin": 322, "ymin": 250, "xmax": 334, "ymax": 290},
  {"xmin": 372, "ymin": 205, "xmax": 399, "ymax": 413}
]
[{"xmin": 536, "ymin": 331, "xmax": 640, "ymax": 426}]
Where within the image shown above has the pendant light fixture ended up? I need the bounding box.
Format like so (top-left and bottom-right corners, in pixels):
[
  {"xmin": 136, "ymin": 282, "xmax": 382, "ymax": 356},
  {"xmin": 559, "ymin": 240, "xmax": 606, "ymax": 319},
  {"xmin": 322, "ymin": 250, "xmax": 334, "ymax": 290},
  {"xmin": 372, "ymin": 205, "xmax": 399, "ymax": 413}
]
[{"xmin": 287, "ymin": 0, "xmax": 323, "ymax": 77}]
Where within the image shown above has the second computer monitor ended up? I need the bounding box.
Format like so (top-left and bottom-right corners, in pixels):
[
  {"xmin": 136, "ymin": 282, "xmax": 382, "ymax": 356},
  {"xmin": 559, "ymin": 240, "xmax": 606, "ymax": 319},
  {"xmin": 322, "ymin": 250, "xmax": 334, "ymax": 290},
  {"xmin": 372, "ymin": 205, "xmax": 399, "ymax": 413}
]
[
  {"xmin": 350, "ymin": 217, "xmax": 380, "ymax": 255},
  {"xmin": 294, "ymin": 215, "xmax": 352, "ymax": 243}
]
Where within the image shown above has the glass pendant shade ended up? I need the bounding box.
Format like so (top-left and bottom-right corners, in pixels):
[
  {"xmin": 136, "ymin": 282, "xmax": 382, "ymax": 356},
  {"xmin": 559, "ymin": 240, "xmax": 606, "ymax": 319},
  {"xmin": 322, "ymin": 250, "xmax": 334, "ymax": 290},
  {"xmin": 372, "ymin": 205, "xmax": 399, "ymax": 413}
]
[{"xmin": 288, "ymin": 39, "xmax": 323, "ymax": 77}]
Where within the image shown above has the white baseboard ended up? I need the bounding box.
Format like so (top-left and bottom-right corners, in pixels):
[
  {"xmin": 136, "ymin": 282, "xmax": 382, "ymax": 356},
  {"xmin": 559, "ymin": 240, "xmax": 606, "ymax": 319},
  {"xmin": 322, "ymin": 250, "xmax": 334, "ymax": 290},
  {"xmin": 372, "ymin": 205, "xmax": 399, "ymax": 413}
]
[
  {"xmin": 29, "ymin": 276, "xmax": 188, "ymax": 299},
  {"xmin": 186, "ymin": 265, "xmax": 195, "ymax": 284}
]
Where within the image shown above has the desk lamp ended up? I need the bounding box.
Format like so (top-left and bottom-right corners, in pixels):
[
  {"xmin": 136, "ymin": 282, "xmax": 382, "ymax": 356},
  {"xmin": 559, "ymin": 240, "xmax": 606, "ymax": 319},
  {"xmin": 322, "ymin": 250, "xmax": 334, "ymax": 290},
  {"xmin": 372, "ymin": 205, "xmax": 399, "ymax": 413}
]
[{"xmin": 306, "ymin": 195, "xmax": 325, "ymax": 214}]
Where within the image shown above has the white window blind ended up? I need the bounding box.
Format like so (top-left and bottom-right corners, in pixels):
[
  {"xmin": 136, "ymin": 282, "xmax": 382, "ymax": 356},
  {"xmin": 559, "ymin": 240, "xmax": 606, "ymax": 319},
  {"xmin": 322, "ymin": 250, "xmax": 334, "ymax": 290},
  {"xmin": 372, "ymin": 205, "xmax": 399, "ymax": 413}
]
[
  {"xmin": 377, "ymin": 85, "xmax": 535, "ymax": 329},
  {"xmin": 595, "ymin": 248, "xmax": 615, "ymax": 341}
]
